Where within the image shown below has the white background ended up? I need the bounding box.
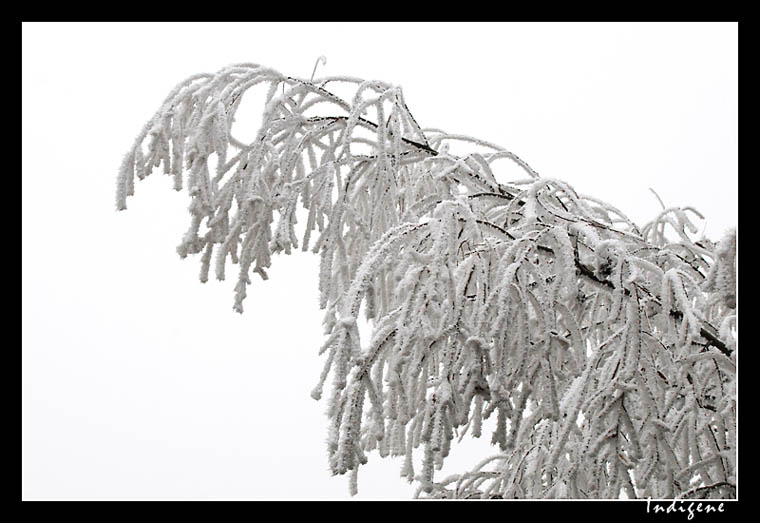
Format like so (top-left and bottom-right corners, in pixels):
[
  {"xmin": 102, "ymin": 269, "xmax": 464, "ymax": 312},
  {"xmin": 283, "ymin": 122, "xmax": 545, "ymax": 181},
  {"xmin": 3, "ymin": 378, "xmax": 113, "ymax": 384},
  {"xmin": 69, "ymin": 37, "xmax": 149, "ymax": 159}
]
[{"xmin": 22, "ymin": 22, "xmax": 737, "ymax": 500}]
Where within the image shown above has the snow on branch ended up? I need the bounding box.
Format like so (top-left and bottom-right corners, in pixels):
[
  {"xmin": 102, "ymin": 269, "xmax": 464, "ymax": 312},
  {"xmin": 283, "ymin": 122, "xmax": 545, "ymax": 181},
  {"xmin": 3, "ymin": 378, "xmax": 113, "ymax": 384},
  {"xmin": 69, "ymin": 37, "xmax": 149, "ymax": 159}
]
[{"xmin": 118, "ymin": 62, "xmax": 737, "ymax": 499}]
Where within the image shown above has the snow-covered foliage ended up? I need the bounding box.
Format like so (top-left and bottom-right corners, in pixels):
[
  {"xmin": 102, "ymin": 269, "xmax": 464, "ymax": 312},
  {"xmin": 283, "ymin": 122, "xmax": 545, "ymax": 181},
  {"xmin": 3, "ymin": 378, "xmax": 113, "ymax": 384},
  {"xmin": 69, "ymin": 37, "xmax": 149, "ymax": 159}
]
[{"xmin": 117, "ymin": 62, "xmax": 737, "ymax": 499}]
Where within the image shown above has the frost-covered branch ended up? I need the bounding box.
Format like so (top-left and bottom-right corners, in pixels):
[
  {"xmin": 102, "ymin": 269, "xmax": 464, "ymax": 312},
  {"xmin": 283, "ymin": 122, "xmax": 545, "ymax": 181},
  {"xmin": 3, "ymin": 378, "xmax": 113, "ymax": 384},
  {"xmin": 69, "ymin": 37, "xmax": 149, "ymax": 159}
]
[{"xmin": 117, "ymin": 62, "xmax": 737, "ymax": 499}]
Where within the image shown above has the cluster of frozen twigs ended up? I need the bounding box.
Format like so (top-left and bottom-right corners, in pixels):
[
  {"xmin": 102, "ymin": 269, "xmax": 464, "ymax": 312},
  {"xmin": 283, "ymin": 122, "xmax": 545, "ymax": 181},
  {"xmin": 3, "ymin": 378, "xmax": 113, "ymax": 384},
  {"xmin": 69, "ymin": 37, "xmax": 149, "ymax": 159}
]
[{"xmin": 117, "ymin": 62, "xmax": 737, "ymax": 499}]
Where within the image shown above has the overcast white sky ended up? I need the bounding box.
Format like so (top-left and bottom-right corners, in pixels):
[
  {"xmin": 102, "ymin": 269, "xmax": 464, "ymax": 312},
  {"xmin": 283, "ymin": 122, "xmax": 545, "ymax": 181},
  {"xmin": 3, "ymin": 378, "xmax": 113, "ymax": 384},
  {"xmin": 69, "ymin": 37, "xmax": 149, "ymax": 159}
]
[{"xmin": 22, "ymin": 22, "xmax": 737, "ymax": 500}]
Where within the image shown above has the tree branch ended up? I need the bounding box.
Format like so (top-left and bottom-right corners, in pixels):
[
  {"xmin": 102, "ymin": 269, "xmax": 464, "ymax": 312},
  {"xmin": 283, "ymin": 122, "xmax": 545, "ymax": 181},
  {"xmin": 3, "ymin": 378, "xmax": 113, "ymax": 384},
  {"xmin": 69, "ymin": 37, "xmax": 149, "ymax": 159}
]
[{"xmin": 305, "ymin": 115, "xmax": 439, "ymax": 156}]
